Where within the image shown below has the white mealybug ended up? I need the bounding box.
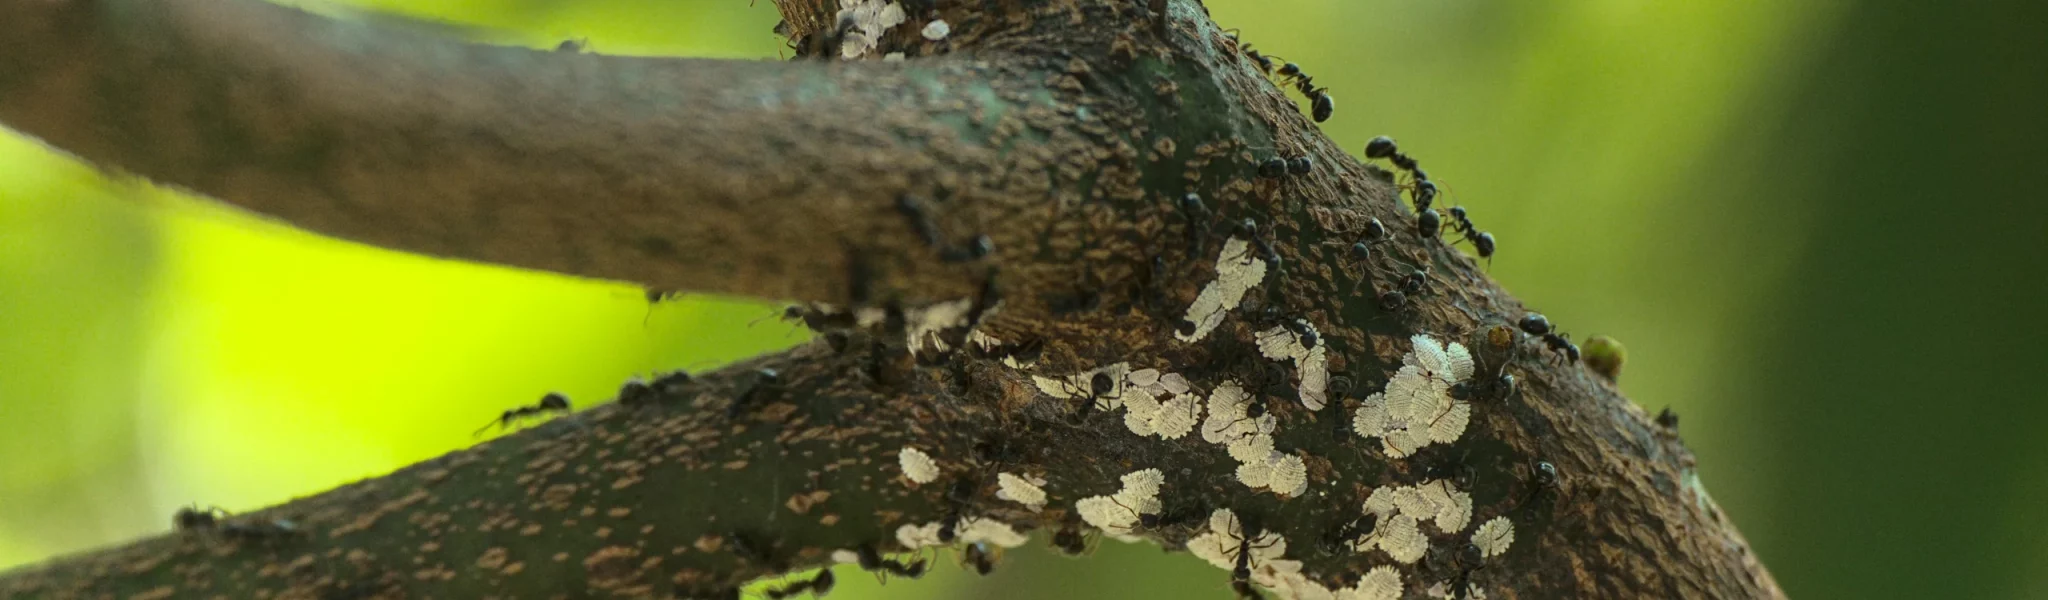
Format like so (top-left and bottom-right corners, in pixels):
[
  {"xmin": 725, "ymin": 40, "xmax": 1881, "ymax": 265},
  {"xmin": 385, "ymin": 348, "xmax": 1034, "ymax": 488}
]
[
  {"xmin": 898, "ymin": 446, "xmax": 939, "ymax": 484},
  {"xmin": 1074, "ymin": 468, "xmax": 1166, "ymax": 538},
  {"xmin": 1348, "ymin": 565, "xmax": 1404, "ymax": 600},
  {"xmin": 1352, "ymin": 334, "xmax": 1478, "ymax": 457},
  {"xmin": 1201, "ymin": 381, "xmax": 1274, "ymax": 444},
  {"xmin": 1473, "ymin": 516, "xmax": 1515, "ymax": 558},
  {"xmin": 995, "ymin": 473, "xmax": 1048, "ymax": 510},
  {"xmin": 1186, "ymin": 509, "xmax": 1288, "ymax": 572},
  {"xmin": 1031, "ymin": 362, "xmax": 1131, "ymax": 411},
  {"xmin": 956, "ymin": 517, "xmax": 1030, "ymax": 548},
  {"xmin": 1254, "ymin": 321, "xmax": 1331, "ymax": 410},
  {"xmin": 895, "ymin": 522, "xmax": 945, "ymax": 549},
  {"xmin": 831, "ymin": 549, "xmax": 862, "ymax": 564},
  {"xmin": 835, "ymin": 0, "xmax": 907, "ymax": 59},
  {"xmin": 1175, "ymin": 237, "xmax": 1268, "ymax": 342},
  {"xmin": 1377, "ymin": 514, "xmax": 1427, "ymax": 563},
  {"xmin": 921, "ymin": 19, "xmax": 951, "ymax": 41},
  {"xmin": 903, "ymin": 298, "xmax": 975, "ymax": 355}
]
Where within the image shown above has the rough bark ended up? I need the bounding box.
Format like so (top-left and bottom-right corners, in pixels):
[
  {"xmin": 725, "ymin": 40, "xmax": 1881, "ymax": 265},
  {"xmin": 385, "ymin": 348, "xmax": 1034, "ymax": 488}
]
[{"xmin": 0, "ymin": 1, "xmax": 1782, "ymax": 599}]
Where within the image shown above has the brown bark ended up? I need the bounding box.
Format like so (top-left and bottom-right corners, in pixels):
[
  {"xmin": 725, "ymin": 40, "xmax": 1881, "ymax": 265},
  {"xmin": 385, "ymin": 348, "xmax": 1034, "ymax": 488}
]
[{"xmin": 0, "ymin": 0, "xmax": 1781, "ymax": 599}]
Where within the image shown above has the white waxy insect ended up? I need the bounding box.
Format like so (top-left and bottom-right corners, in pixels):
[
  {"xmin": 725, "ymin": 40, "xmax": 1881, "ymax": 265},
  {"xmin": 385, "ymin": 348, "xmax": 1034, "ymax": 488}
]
[
  {"xmin": 896, "ymin": 522, "xmax": 944, "ymax": 549},
  {"xmin": 921, "ymin": 19, "xmax": 951, "ymax": 40},
  {"xmin": 996, "ymin": 473, "xmax": 1047, "ymax": 510},
  {"xmin": 1075, "ymin": 468, "xmax": 1166, "ymax": 536},
  {"xmin": 1176, "ymin": 238, "xmax": 1267, "ymax": 342},
  {"xmin": 957, "ymin": 517, "xmax": 1030, "ymax": 548},
  {"xmin": 898, "ymin": 447, "xmax": 939, "ymax": 484},
  {"xmin": 1255, "ymin": 322, "xmax": 1331, "ymax": 410},
  {"xmin": 902, "ymin": 298, "xmax": 975, "ymax": 355},
  {"xmin": 1353, "ymin": 334, "xmax": 1477, "ymax": 457},
  {"xmin": 1473, "ymin": 516, "xmax": 1515, "ymax": 558},
  {"xmin": 1377, "ymin": 514, "xmax": 1427, "ymax": 563},
  {"xmin": 1342, "ymin": 566, "xmax": 1404, "ymax": 600},
  {"xmin": 1201, "ymin": 381, "xmax": 1273, "ymax": 444},
  {"xmin": 835, "ymin": 0, "xmax": 908, "ymax": 58},
  {"xmin": 1033, "ymin": 363, "xmax": 1131, "ymax": 410}
]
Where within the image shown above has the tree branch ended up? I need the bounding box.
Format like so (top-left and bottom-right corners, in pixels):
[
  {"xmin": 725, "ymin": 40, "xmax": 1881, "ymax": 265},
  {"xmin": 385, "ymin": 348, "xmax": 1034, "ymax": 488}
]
[
  {"xmin": 0, "ymin": 0, "xmax": 1784, "ymax": 598},
  {"xmin": 0, "ymin": 0, "xmax": 1078, "ymax": 304}
]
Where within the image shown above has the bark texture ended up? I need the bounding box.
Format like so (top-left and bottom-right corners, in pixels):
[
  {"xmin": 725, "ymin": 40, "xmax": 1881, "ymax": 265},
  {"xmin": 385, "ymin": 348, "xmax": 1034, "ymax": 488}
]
[{"xmin": 0, "ymin": 0, "xmax": 1782, "ymax": 598}]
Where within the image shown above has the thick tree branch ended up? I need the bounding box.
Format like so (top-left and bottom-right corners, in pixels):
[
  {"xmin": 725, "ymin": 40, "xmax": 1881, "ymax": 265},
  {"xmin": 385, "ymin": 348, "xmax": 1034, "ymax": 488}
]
[
  {"xmin": 0, "ymin": 0, "xmax": 1784, "ymax": 598},
  {"xmin": 0, "ymin": 0, "xmax": 1081, "ymax": 304}
]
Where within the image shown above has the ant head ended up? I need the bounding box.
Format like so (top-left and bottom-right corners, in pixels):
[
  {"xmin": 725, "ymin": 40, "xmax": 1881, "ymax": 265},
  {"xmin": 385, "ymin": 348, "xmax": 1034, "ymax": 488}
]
[
  {"xmin": 1235, "ymin": 218, "xmax": 1259, "ymax": 238},
  {"xmin": 1279, "ymin": 62, "xmax": 1301, "ymax": 76},
  {"xmin": 1180, "ymin": 192, "xmax": 1207, "ymax": 213},
  {"xmin": 757, "ymin": 368, "xmax": 782, "ymax": 384},
  {"xmin": 1350, "ymin": 241, "xmax": 1372, "ymax": 261},
  {"xmin": 1089, "ymin": 372, "xmax": 1115, "ymax": 396},
  {"xmin": 1448, "ymin": 206, "xmax": 1467, "ymax": 220},
  {"xmin": 1364, "ymin": 136, "xmax": 1398, "ymax": 159}
]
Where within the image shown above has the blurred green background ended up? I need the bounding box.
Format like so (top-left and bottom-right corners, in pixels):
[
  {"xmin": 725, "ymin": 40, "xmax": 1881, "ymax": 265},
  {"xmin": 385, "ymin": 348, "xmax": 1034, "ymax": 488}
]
[{"xmin": 2, "ymin": 1, "xmax": 2044, "ymax": 598}]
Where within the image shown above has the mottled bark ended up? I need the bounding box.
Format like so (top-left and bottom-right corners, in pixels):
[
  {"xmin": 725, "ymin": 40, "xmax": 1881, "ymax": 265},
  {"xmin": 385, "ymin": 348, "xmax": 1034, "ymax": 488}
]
[{"xmin": 0, "ymin": 1, "xmax": 1781, "ymax": 599}]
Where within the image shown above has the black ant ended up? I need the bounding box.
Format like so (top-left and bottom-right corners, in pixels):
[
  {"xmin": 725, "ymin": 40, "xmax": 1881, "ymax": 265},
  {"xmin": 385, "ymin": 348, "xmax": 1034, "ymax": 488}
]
[
  {"xmin": 1519, "ymin": 460, "xmax": 1561, "ymax": 509},
  {"xmin": 172, "ymin": 505, "xmax": 228, "ymax": 531},
  {"xmin": 962, "ymin": 543, "xmax": 998, "ymax": 576},
  {"xmin": 1378, "ymin": 289, "xmax": 1408, "ymax": 312},
  {"xmin": 1656, "ymin": 407, "xmax": 1680, "ymax": 431},
  {"xmin": 1234, "ymin": 218, "xmax": 1284, "ymax": 275},
  {"xmin": 1448, "ymin": 542, "xmax": 1488, "ymax": 600},
  {"xmin": 555, "ymin": 38, "xmax": 588, "ymax": 53},
  {"xmin": 1287, "ymin": 156, "xmax": 1313, "ymax": 175},
  {"xmin": 854, "ymin": 543, "xmax": 927, "ymax": 581},
  {"xmin": 1399, "ymin": 268, "xmax": 1428, "ymax": 296},
  {"xmin": 1283, "ymin": 318, "xmax": 1318, "ymax": 350},
  {"xmin": 765, "ymin": 569, "xmax": 836, "ymax": 599},
  {"xmin": 214, "ymin": 516, "xmax": 303, "ymax": 543},
  {"xmin": 1318, "ymin": 514, "xmax": 1376, "ymax": 556},
  {"xmin": 728, "ymin": 369, "xmax": 783, "ymax": 419},
  {"xmin": 616, "ymin": 378, "xmax": 657, "ymax": 408},
  {"xmin": 1327, "ymin": 375, "xmax": 1355, "ymax": 440},
  {"xmin": 1517, "ymin": 312, "xmax": 1579, "ymax": 362},
  {"xmin": 1051, "ymin": 514, "xmax": 1096, "ymax": 556},
  {"xmin": 1062, "ymin": 371, "xmax": 1120, "ymax": 423},
  {"xmin": 895, "ymin": 193, "xmax": 944, "ymax": 249},
  {"xmin": 1542, "ymin": 332, "xmax": 1581, "ymax": 363},
  {"xmin": 779, "ymin": 304, "xmax": 858, "ymax": 333},
  {"xmin": 652, "ymin": 369, "xmax": 693, "ymax": 393},
  {"xmin": 939, "ymin": 234, "xmax": 996, "ymax": 263},
  {"xmin": 475, "ymin": 392, "xmax": 571, "ymax": 436},
  {"xmin": 1276, "ymin": 63, "xmax": 1335, "ymax": 123},
  {"xmin": 1445, "ymin": 207, "xmax": 1497, "ymax": 263},
  {"xmin": 1223, "ymin": 30, "xmax": 1279, "ymax": 74},
  {"xmin": 1363, "ymin": 136, "xmax": 1438, "ymax": 212},
  {"xmin": 1178, "ymin": 192, "xmax": 1213, "ymax": 255}
]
